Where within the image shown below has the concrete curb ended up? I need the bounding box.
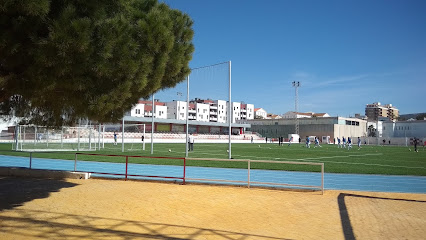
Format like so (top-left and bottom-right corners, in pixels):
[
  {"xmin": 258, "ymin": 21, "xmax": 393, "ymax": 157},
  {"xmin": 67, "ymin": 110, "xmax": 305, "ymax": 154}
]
[{"xmin": 0, "ymin": 167, "xmax": 91, "ymax": 180}]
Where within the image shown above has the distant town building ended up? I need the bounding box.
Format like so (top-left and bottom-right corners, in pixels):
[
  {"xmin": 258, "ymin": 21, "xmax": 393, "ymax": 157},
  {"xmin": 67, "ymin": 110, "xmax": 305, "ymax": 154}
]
[
  {"xmin": 382, "ymin": 120, "xmax": 426, "ymax": 138},
  {"xmin": 267, "ymin": 113, "xmax": 282, "ymax": 119},
  {"xmin": 282, "ymin": 111, "xmax": 330, "ymax": 119},
  {"xmin": 254, "ymin": 108, "xmax": 267, "ymax": 119},
  {"xmin": 248, "ymin": 117, "xmax": 367, "ymax": 141},
  {"xmin": 130, "ymin": 98, "xmax": 254, "ymax": 123},
  {"xmin": 365, "ymin": 102, "xmax": 399, "ymax": 121}
]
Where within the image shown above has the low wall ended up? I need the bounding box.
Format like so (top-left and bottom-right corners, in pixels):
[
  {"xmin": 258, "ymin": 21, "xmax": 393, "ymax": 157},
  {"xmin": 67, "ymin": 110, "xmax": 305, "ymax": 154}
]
[{"xmin": 0, "ymin": 167, "xmax": 91, "ymax": 179}]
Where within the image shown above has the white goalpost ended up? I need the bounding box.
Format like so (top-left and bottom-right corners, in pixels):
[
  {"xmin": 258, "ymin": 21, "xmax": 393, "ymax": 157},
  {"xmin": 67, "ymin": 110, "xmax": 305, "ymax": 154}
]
[
  {"xmin": 103, "ymin": 123, "xmax": 146, "ymax": 152},
  {"xmin": 13, "ymin": 125, "xmax": 104, "ymax": 152}
]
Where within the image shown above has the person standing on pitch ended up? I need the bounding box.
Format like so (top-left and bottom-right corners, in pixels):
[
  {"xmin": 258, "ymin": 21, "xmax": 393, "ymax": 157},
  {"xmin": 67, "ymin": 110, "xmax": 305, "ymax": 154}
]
[
  {"xmin": 337, "ymin": 137, "xmax": 341, "ymax": 148},
  {"xmin": 141, "ymin": 135, "xmax": 144, "ymax": 147},
  {"xmin": 113, "ymin": 132, "xmax": 117, "ymax": 146},
  {"xmin": 288, "ymin": 136, "xmax": 293, "ymax": 146},
  {"xmin": 188, "ymin": 134, "xmax": 194, "ymax": 152},
  {"xmin": 306, "ymin": 136, "xmax": 310, "ymax": 148},
  {"xmin": 251, "ymin": 136, "xmax": 254, "ymax": 144},
  {"xmin": 357, "ymin": 137, "xmax": 361, "ymax": 149},
  {"xmin": 347, "ymin": 137, "xmax": 352, "ymax": 150},
  {"xmin": 413, "ymin": 138, "xmax": 418, "ymax": 152},
  {"xmin": 342, "ymin": 137, "xmax": 346, "ymax": 148}
]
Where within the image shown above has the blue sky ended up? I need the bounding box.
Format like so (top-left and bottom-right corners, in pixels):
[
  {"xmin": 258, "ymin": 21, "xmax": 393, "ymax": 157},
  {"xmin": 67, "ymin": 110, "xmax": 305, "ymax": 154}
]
[{"xmin": 160, "ymin": 0, "xmax": 426, "ymax": 117}]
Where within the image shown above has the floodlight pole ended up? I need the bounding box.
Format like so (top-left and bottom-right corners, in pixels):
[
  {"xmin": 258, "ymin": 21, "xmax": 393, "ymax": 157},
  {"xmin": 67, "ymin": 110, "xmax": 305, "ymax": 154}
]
[
  {"xmin": 228, "ymin": 61, "xmax": 232, "ymax": 159},
  {"xmin": 151, "ymin": 94, "xmax": 155, "ymax": 154},
  {"xmin": 121, "ymin": 118, "xmax": 124, "ymax": 152},
  {"xmin": 292, "ymin": 81, "xmax": 301, "ymax": 135},
  {"xmin": 185, "ymin": 75, "xmax": 189, "ymax": 158}
]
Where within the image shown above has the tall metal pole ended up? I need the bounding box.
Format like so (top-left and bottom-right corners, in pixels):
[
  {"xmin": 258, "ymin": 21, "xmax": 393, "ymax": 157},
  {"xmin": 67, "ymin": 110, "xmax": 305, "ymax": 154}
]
[
  {"xmin": 151, "ymin": 94, "xmax": 154, "ymax": 154},
  {"xmin": 228, "ymin": 61, "xmax": 232, "ymax": 159},
  {"xmin": 292, "ymin": 81, "xmax": 301, "ymax": 136},
  {"xmin": 185, "ymin": 75, "xmax": 189, "ymax": 157},
  {"xmin": 121, "ymin": 118, "xmax": 124, "ymax": 152}
]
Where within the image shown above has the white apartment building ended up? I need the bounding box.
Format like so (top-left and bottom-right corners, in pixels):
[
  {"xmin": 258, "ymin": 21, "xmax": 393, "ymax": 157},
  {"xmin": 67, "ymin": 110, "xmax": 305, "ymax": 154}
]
[
  {"xmin": 196, "ymin": 102, "xmax": 210, "ymax": 122},
  {"xmin": 130, "ymin": 100, "xmax": 167, "ymax": 119},
  {"xmin": 214, "ymin": 100, "xmax": 227, "ymax": 123},
  {"xmin": 240, "ymin": 103, "xmax": 254, "ymax": 121},
  {"xmin": 231, "ymin": 102, "xmax": 241, "ymax": 123},
  {"xmin": 130, "ymin": 103, "xmax": 145, "ymax": 117},
  {"xmin": 166, "ymin": 101, "xmax": 187, "ymax": 120},
  {"xmin": 130, "ymin": 98, "xmax": 256, "ymax": 123}
]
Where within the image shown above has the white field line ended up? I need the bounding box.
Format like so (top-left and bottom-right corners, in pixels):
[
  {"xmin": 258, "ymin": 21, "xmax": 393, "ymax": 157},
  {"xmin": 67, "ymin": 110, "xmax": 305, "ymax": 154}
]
[{"xmin": 232, "ymin": 152, "xmax": 426, "ymax": 170}]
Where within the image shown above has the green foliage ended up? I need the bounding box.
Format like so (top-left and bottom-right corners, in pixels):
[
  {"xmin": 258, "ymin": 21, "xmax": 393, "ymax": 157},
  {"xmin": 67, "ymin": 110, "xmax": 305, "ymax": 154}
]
[{"xmin": 0, "ymin": 0, "xmax": 194, "ymax": 126}]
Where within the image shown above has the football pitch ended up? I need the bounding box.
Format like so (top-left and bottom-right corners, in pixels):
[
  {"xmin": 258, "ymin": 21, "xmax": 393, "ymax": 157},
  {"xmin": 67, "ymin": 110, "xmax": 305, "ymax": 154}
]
[{"xmin": 1, "ymin": 143, "xmax": 425, "ymax": 176}]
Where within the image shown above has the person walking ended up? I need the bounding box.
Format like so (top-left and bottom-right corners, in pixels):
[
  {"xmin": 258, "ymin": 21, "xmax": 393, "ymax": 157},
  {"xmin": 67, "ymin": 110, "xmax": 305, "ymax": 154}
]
[
  {"xmin": 288, "ymin": 136, "xmax": 293, "ymax": 146},
  {"xmin": 314, "ymin": 137, "xmax": 322, "ymax": 148}
]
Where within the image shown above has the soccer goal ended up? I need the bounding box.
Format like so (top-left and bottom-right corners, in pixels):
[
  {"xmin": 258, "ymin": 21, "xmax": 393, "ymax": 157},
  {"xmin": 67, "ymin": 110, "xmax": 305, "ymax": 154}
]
[
  {"xmin": 13, "ymin": 125, "xmax": 104, "ymax": 152},
  {"xmin": 103, "ymin": 123, "xmax": 146, "ymax": 152}
]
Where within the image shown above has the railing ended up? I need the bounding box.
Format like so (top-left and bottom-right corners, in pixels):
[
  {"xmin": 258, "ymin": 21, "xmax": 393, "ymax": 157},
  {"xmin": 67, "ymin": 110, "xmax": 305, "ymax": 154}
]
[{"xmin": 1, "ymin": 152, "xmax": 324, "ymax": 194}]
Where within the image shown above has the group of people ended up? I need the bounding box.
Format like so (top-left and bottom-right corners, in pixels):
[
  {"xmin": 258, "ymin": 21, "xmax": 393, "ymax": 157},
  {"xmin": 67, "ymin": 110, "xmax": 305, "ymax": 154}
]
[
  {"xmin": 304, "ymin": 136, "xmax": 323, "ymax": 148},
  {"xmin": 335, "ymin": 136, "xmax": 361, "ymax": 150},
  {"xmin": 333, "ymin": 136, "xmax": 361, "ymax": 150}
]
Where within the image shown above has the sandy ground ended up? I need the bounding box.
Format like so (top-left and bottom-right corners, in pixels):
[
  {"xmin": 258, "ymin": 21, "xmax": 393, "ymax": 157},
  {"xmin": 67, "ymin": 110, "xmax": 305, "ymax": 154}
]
[{"xmin": 0, "ymin": 177, "xmax": 425, "ymax": 240}]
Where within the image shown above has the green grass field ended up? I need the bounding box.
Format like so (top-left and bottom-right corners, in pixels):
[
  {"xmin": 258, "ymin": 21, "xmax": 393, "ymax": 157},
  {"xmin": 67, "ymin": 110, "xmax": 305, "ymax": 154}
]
[{"xmin": 1, "ymin": 142, "xmax": 425, "ymax": 176}]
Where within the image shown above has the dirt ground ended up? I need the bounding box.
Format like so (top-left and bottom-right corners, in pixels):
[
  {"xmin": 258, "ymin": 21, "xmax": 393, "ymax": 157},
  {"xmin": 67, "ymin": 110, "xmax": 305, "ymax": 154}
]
[{"xmin": 0, "ymin": 177, "xmax": 425, "ymax": 240}]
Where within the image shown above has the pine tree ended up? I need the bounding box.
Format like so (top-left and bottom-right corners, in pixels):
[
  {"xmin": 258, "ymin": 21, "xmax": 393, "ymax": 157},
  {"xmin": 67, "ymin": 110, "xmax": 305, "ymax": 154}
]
[{"xmin": 0, "ymin": 0, "xmax": 194, "ymax": 126}]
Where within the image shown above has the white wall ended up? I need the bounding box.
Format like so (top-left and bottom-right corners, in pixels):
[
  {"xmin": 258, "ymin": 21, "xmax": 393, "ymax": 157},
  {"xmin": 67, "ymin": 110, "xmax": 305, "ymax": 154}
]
[
  {"xmin": 155, "ymin": 105, "xmax": 167, "ymax": 119},
  {"xmin": 231, "ymin": 102, "xmax": 241, "ymax": 123},
  {"xmin": 166, "ymin": 101, "xmax": 186, "ymax": 120},
  {"xmin": 130, "ymin": 103, "xmax": 145, "ymax": 117},
  {"xmin": 196, "ymin": 103, "xmax": 210, "ymax": 122},
  {"xmin": 246, "ymin": 104, "xmax": 254, "ymax": 120},
  {"xmin": 382, "ymin": 120, "xmax": 426, "ymax": 138},
  {"xmin": 215, "ymin": 100, "xmax": 227, "ymax": 123},
  {"xmin": 255, "ymin": 108, "xmax": 267, "ymax": 119}
]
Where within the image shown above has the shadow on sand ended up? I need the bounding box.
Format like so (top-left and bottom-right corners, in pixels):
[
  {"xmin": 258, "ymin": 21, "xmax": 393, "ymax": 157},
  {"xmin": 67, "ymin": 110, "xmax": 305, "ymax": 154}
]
[
  {"xmin": 0, "ymin": 209, "xmax": 291, "ymax": 240},
  {"xmin": 0, "ymin": 176, "xmax": 78, "ymax": 211},
  {"xmin": 338, "ymin": 193, "xmax": 426, "ymax": 240}
]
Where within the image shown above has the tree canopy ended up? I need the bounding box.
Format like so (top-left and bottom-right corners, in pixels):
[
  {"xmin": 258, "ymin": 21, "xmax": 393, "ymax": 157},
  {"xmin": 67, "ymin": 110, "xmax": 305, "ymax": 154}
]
[{"xmin": 0, "ymin": 0, "xmax": 194, "ymax": 126}]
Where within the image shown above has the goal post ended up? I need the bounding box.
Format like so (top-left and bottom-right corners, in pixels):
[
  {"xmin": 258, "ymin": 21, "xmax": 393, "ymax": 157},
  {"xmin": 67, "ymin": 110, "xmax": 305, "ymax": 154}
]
[
  {"xmin": 103, "ymin": 123, "xmax": 146, "ymax": 152},
  {"xmin": 13, "ymin": 125, "xmax": 104, "ymax": 152}
]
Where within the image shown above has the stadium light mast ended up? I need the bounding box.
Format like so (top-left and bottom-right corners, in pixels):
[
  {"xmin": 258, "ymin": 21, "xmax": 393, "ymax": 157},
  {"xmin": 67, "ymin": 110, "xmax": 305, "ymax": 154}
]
[{"xmin": 292, "ymin": 81, "xmax": 301, "ymax": 135}]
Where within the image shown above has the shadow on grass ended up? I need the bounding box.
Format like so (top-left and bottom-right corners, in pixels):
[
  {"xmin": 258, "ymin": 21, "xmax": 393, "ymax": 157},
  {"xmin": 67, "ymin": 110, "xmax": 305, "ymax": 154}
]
[
  {"xmin": 0, "ymin": 176, "xmax": 78, "ymax": 211},
  {"xmin": 0, "ymin": 209, "xmax": 290, "ymax": 240},
  {"xmin": 338, "ymin": 193, "xmax": 426, "ymax": 240}
]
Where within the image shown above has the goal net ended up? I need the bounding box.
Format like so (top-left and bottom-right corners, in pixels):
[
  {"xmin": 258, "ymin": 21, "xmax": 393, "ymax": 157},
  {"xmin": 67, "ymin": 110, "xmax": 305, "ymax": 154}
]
[
  {"xmin": 13, "ymin": 125, "xmax": 103, "ymax": 151},
  {"xmin": 103, "ymin": 123, "xmax": 146, "ymax": 152}
]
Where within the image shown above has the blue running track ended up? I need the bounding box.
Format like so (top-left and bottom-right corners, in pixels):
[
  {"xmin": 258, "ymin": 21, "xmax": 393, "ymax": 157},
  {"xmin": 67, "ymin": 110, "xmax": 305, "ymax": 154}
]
[{"xmin": 1, "ymin": 155, "xmax": 425, "ymax": 194}]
